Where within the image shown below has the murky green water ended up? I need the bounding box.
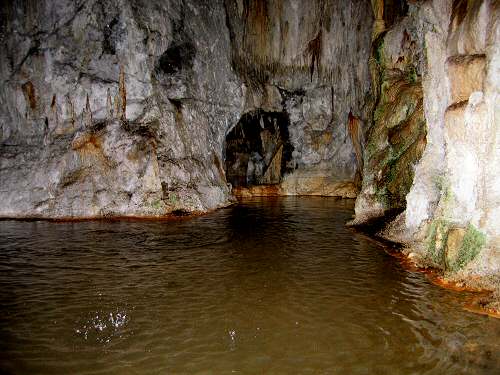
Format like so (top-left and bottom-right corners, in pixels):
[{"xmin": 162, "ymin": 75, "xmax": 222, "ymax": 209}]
[{"xmin": 0, "ymin": 198, "xmax": 499, "ymax": 374}]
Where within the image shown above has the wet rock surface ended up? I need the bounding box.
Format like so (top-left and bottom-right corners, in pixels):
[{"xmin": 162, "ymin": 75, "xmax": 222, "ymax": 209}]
[
  {"xmin": 355, "ymin": 0, "xmax": 499, "ymax": 291},
  {"xmin": 224, "ymin": 0, "xmax": 373, "ymax": 197},
  {"xmin": 0, "ymin": 0, "xmax": 245, "ymax": 217},
  {"xmin": 0, "ymin": 0, "xmax": 373, "ymax": 217},
  {"xmin": 407, "ymin": 0, "xmax": 499, "ymax": 281}
]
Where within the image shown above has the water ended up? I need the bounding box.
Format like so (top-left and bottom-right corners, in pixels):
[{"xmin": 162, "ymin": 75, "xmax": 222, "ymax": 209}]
[{"xmin": 0, "ymin": 197, "xmax": 498, "ymax": 374}]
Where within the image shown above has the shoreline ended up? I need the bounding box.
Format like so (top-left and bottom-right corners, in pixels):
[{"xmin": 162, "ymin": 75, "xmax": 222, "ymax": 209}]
[{"xmin": 348, "ymin": 220, "xmax": 500, "ymax": 319}]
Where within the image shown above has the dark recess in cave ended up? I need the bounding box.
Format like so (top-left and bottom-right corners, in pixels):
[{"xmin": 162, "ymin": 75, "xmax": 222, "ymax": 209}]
[
  {"xmin": 102, "ymin": 17, "xmax": 119, "ymax": 55},
  {"xmin": 158, "ymin": 41, "xmax": 196, "ymax": 75},
  {"xmin": 384, "ymin": 0, "xmax": 409, "ymax": 29},
  {"xmin": 225, "ymin": 110, "xmax": 294, "ymax": 188}
]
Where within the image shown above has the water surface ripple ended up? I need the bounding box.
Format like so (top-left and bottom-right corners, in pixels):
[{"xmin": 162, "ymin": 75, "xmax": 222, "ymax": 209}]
[{"xmin": 0, "ymin": 198, "xmax": 499, "ymax": 374}]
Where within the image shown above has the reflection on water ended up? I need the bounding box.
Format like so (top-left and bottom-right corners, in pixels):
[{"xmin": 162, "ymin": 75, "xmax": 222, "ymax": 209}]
[{"xmin": 0, "ymin": 197, "xmax": 499, "ymax": 374}]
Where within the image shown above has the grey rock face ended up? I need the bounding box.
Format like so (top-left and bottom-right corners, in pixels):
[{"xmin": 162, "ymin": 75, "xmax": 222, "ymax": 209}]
[
  {"xmin": 224, "ymin": 0, "xmax": 374, "ymax": 194},
  {"xmin": 354, "ymin": 2, "xmax": 428, "ymax": 222},
  {"xmin": 0, "ymin": 0, "xmax": 374, "ymax": 217},
  {"xmin": 0, "ymin": 0, "xmax": 244, "ymax": 217},
  {"xmin": 355, "ymin": 0, "xmax": 499, "ymax": 277},
  {"xmin": 410, "ymin": 0, "xmax": 500, "ymax": 275}
]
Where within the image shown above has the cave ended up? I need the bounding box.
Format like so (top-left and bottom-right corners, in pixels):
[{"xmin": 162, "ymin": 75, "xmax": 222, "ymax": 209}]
[
  {"xmin": 0, "ymin": 0, "xmax": 499, "ymax": 373},
  {"xmin": 224, "ymin": 110, "xmax": 293, "ymax": 188}
]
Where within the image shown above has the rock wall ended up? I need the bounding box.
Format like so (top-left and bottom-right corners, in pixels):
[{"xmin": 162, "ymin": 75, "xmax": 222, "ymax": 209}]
[
  {"xmin": 224, "ymin": 0, "xmax": 374, "ymax": 196},
  {"xmin": 355, "ymin": 2, "xmax": 427, "ymax": 220},
  {"xmin": 0, "ymin": 0, "xmax": 374, "ymax": 218},
  {"xmin": 355, "ymin": 0, "xmax": 499, "ymax": 278},
  {"xmin": 412, "ymin": 0, "xmax": 500, "ymax": 277},
  {"xmin": 0, "ymin": 0, "xmax": 244, "ymax": 218}
]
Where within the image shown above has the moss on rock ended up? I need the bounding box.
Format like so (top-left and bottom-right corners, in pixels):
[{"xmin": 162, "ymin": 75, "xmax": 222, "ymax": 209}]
[
  {"xmin": 368, "ymin": 71, "xmax": 426, "ymax": 211},
  {"xmin": 426, "ymin": 219, "xmax": 451, "ymax": 266},
  {"xmin": 427, "ymin": 222, "xmax": 486, "ymax": 272},
  {"xmin": 449, "ymin": 224, "xmax": 486, "ymax": 272}
]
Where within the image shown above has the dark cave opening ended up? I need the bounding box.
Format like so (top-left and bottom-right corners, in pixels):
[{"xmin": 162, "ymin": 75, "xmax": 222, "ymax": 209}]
[
  {"xmin": 157, "ymin": 40, "xmax": 196, "ymax": 75},
  {"xmin": 384, "ymin": 0, "xmax": 409, "ymax": 28},
  {"xmin": 224, "ymin": 110, "xmax": 293, "ymax": 188}
]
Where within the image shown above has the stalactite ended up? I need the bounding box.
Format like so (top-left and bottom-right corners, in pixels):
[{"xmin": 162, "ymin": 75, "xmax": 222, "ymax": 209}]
[
  {"xmin": 50, "ymin": 93, "xmax": 59, "ymax": 129},
  {"xmin": 347, "ymin": 111, "xmax": 363, "ymax": 184},
  {"xmin": 306, "ymin": 29, "xmax": 322, "ymax": 81},
  {"xmin": 84, "ymin": 93, "xmax": 93, "ymax": 128},
  {"xmin": 114, "ymin": 91, "xmax": 121, "ymax": 119},
  {"xmin": 66, "ymin": 94, "xmax": 76, "ymax": 130},
  {"xmin": 21, "ymin": 81, "xmax": 37, "ymax": 112},
  {"xmin": 371, "ymin": 0, "xmax": 385, "ymax": 39},
  {"xmin": 119, "ymin": 65, "xmax": 126, "ymax": 121},
  {"xmin": 106, "ymin": 88, "xmax": 113, "ymax": 119},
  {"xmin": 330, "ymin": 86, "xmax": 334, "ymax": 119}
]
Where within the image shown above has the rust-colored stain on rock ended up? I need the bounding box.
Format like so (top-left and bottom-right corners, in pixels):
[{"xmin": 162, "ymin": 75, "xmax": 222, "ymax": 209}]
[{"xmin": 21, "ymin": 81, "xmax": 37, "ymax": 110}]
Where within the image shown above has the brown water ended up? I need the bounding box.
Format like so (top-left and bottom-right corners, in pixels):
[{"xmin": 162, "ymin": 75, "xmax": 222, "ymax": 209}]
[{"xmin": 0, "ymin": 198, "xmax": 499, "ymax": 374}]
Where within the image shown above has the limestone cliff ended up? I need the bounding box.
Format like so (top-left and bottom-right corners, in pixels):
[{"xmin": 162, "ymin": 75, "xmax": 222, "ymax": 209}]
[
  {"xmin": 224, "ymin": 0, "xmax": 373, "ymax": 197},
  {"xmin": 0, "ymin": 0, "xmax": 373, "ymax": 217},
  {"xmin": 355, "ymin": 0, "xmax": 499, "ymax": 282},
  {"xmin": 0, "ymin": 0, "xmax": 243, "ymax": 217}
]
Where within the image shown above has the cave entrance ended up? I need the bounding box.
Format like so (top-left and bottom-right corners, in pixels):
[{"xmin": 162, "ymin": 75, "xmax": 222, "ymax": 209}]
[{"xmin": 225, "ymin": 110, "xmax": 293, "ymax": 188}]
